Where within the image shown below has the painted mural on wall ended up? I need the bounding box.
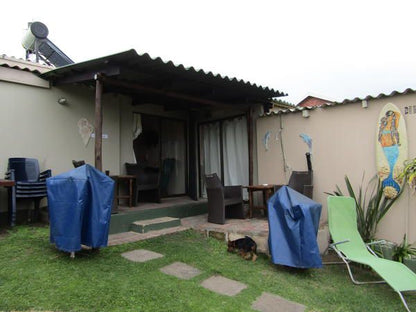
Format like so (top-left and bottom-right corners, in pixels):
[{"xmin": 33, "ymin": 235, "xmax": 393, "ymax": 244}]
[
  {"xmin": 376, "ymin": 103, "xmax": 408, "ymax": 199},
  {"xmin": 77, "ymin": 118, "xmax": 94, "ymax": 147}
]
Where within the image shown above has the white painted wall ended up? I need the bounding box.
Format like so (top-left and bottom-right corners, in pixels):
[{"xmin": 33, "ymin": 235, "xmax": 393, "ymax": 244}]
[
  {"xmin": 0, "ymin": 70, "xmax": 129, "ymax": 212},
  {"xmin": 257, "ymin": 93, "xmax": 416, "ymax": 244}
]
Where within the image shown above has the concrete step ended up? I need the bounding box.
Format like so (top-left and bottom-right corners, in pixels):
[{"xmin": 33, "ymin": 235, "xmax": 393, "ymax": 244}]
[{"xmin": 130, "ymin": 217, "xmax": 181, "ymax": 233}]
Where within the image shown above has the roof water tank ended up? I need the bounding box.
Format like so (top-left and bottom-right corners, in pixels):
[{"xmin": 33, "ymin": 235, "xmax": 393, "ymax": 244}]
[{"xmin": 22, "ymin": 22, "xmax": 49, "ymax": 50}]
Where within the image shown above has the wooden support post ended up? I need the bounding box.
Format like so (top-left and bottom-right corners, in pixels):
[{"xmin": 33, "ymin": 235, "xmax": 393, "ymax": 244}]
[
  {"xmin": 94, "ymin": 74, "xmax": 103, "ymax": 171},
  {"xmin": 248, "ymin": 107, "xmax": 254, "ymax": 186}
]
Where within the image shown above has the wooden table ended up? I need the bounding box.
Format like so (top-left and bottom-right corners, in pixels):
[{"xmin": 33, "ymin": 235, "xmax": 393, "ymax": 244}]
[
  {"xmin": 0, "ymin": 179, "xmax": 16, "ymax": 226},
  {"xmin": 111, "ymin": 175, "xmax": 135, "ymax": 208},
  {"xmin": 244, "ymin": 184, "xmax": 278, "ymax": 218}
]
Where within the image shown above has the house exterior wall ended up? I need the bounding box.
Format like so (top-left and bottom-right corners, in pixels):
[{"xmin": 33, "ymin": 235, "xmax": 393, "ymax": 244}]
[
  {"xmin": 0, "ymin": 72, "xmax": 126, "ymax": 213},
  {"xmin": 257, "ymin": 93, "xmax": 416, "ymax": 244}
]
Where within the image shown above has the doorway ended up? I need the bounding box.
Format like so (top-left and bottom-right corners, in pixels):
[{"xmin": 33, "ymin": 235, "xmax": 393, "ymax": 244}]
[
  {"xmin": 199, "ymin": 115, "xmax": 249, "ymax": 198},
  {"xmin": 133, "ymin": 113, "xmax": 186, "ymax": 197}
]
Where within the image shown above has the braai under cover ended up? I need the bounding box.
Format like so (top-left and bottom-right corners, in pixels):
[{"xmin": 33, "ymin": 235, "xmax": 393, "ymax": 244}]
[
  {"xmin": 47, "ymin": 164, "xmax": 114, "ymax": 252},
  {"xmin": 268, "ymin": 186, "xmax": 322, "ymax": 268}
]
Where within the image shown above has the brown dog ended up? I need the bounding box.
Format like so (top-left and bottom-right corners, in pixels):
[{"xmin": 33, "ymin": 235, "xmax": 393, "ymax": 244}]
[{"xmin": 227, "ymin": 236, "xmax": 257, "ymax": 262}]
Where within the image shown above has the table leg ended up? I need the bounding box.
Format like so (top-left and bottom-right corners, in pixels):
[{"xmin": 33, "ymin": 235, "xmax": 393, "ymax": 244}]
[
  {"xmin": 249, "ymin": 190, "xmax": 254, "ymax": 218},
  {"xmin": 128, "ymin": 178, "xmax": 133, "ymax": 208}
]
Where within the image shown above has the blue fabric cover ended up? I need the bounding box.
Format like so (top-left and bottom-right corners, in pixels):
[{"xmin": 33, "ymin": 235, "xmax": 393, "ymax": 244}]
[
  {"xmin": 268, "ymin": 185, "xmax": 322, "ymax": 268},
  {"xmin": 47, "ymin": 164, "xmax": 115, "ymax": 252}
]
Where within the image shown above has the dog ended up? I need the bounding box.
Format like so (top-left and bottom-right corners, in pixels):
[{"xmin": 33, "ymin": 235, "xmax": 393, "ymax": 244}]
[{"xmin": 227, "ymin": 236, "xmax": 257, "ymax": 262}]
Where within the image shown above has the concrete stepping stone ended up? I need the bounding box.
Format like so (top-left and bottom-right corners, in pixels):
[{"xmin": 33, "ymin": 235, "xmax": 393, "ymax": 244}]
[
  {"xmin": 252, "ymin": 292, "xmax": 306, "ymax": 312},
  {"xmin": 160, "ymin": 262, "xmax": 202, "ymax": 280},
  {"xmin": 201, "ymin": 275, "xmax": 247, "ymax": 296},
  {"xmin": 121, "ymin": 249, "xmax": 163, "ymax": 262}
]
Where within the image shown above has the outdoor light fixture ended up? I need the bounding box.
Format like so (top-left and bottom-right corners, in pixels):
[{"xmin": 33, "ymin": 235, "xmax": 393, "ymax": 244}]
[
  {"xmin": 302, "ymin": 110, "xmax": 310, "ymax": 118},
  {"xmin": 362, "ymin": 100, "xmax": 368, "ymax": 108},
  {"xmin": 58, "ymin": 97, "xmax": 68, "ymax": 105}
]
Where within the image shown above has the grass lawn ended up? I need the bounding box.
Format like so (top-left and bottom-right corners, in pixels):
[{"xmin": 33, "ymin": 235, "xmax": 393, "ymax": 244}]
[{"xmin": 0, "ymin": 226, "xmax": 415, "ymax": 312}]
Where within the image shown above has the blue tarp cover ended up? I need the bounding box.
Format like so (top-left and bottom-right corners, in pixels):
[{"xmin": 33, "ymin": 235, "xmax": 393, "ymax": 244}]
[
  {"xmin": 268, "ymin": 186, "xmax": 322, "ymax": 268},
  {"xmin": 47, "ymin": 164, "xmax": 115, "ymax": 252}
]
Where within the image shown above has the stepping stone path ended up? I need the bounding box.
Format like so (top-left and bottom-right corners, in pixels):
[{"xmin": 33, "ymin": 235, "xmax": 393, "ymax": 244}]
[
  {"xmin": 252, "ymin": 292, "xmax": 306, "ymax": 312},
  {"xmin": 160, "ymin": 261, "xmax": 202, "ymax": 280},
  {"xmin": 121, "ymin": 249, "xmax": 306, "ymax": 311},
  {"xmin": 121, "ymin": 249, "xmax": 163, "ymax": 262},
  {"xmin": 200, "ymin": 275, "xmax": 247, "ymax": 296}
]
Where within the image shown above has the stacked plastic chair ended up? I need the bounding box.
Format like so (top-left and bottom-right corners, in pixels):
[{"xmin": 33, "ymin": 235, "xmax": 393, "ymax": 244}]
[{"xmin": 5, "ymin": 158, "xmax": 51, "ymax": 226}]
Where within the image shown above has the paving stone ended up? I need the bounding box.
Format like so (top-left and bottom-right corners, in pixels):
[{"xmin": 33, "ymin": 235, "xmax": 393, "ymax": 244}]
[
  {"xmin": 121, "ymin": 249, "xmax": 163, "ymax": 262},
  {"xmin": 108, "ymin": 227, "xmax": 189, "ymax": 246},
  {"xmin": 160, "ymin": 262, "xmax": 202, "ymax": 280},
  {"xmin": 201, "ymin": 275, "xmax": 247, "ymax": 296},
  {"xmin": 252, "ymin": 292, "xmax": 306, "ymax": 312}
]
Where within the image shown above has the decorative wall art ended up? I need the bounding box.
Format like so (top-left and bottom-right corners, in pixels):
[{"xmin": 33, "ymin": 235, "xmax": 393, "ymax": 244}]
[
  {"xmin": 376, "ymin": 103, "xmax": 408, "ymax": 199},
  {"xmin": 263, "ymin": 131, "xmax": 271, "ymax": 151},
  {"xmin": 77, "ymin": 118, "xmax": 94, "ymax": 147},
  {"xmin": 300, "ymin": 133, "xmax": 312, "ymax": 154}
]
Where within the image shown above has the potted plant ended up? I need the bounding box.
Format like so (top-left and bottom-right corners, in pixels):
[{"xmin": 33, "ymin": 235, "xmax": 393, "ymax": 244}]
[
  {"xmin": 327, "ymin": 174, "xmax": 403, "ymax": 242},
  {"xmin": 369, "ymin": 240, "xmax": 396, "ymax": 260},
  {"xmin": 393, "ymin": 235, "xmax": 416, "ymax": 272},
  {"xmin": 398, "ymin": 157, "xmax": 416, "ymax": 192}
]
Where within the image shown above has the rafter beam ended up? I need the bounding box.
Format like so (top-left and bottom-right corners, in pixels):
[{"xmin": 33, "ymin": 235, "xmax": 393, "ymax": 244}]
[
  {"xmin": 100, "ymin": 76, "xmax": 239, "ymax": 109},
  {"xmin": 51, "ymin": 65, "xmax": 120, "ymax": 85}
]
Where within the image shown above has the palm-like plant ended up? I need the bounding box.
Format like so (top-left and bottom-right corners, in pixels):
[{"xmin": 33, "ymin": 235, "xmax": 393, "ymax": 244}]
[
  {"xmin": 328, "ymin": 174, "xmax": 402, "ymax": 242},
  {"xmin": 398, "ymin": 157, "xmax": 416, "ymax": 192}
]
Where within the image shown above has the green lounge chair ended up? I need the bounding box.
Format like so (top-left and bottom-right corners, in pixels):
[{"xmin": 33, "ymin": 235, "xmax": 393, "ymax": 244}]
[{"xmin": 327, "ymin": 195, "xmax": 416, "ymax": 312}]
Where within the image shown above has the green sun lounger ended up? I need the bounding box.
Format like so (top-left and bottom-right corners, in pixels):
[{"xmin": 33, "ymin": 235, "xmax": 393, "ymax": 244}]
[{"xmin": 327, "ymin": 196, "xmax": 416, "ymax": 311}]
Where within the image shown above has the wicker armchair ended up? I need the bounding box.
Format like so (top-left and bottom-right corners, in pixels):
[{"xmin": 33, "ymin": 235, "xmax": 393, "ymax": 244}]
[{"xmin": 204, "ymin": 173, "xmax": 244, "ymax": 224}]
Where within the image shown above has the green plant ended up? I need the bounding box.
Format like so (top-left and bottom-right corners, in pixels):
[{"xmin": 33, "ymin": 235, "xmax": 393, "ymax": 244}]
[
  {"xmin": 327, "ymin": 174, "xmax": 402, "ymax": 242},
  {"xmin": 393, "ymin": 234, "xmax": 416, "ymax": 263},
  {"xmin": 398, "ymin": 157, "xmax": 416, "ymax": 192}
]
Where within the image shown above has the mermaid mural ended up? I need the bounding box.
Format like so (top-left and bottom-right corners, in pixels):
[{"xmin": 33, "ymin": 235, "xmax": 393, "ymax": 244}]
[{"xmin": 377, "ymin": 104, "xmax": 407, "ymax": 199}]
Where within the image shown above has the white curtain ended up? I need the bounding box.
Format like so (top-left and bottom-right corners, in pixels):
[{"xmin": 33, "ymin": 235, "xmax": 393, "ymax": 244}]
[
  {"xmin": 132, "ymin": 113, "xmax": 142, "ymax": 140},
  {"xmin": 132, "ymin": 113, "xmax": 142, "ymax": 162},
  {"xmin": 200, "ymin": 122, "xmax": 221, "ymax": 197},
  {"xmin": 223, "ymin": 117, "xmax": 249, "ymax": 197},
  {"xmin": 200, "ymin": 117, "xmax": 248, "ymax": 198}
]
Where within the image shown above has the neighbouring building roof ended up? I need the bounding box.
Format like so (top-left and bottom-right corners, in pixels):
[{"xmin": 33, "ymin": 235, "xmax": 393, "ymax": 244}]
[
  {"xmin": 297, "ymin": 95, "xmax": 333, "ymax": 107},
  {"xmin": 0, "ymin": 55, "xmax": 53, "ymax": 74},
  {"xmin": 40, "ymin": 49, "xmax": 286, "ymax": 111},
  {"xmin": 263, "ymin": 88, "xmax": 416, "ymax": 116}
]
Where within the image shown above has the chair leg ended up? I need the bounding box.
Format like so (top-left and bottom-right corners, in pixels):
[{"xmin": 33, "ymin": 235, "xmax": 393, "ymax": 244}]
[
  {"xmin": 397, "ymin": 292, "xmax": 412, "ymax": 312},
  {"xmin": 32, "ymin": 198, "xmax": 41, "ymax": 223},
  {"xmin": 8, "ymin": 186, "xmax": 16, "ymax": 227},
  {"xmin": 331, "ymin": 247, "xmax": 385, "ymax": 285}
]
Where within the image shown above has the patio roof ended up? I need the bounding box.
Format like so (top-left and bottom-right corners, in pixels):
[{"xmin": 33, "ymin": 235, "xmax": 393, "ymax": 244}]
[{"xmin": 40, "ymin": 49, "xmax": 286, "ymax": 111}]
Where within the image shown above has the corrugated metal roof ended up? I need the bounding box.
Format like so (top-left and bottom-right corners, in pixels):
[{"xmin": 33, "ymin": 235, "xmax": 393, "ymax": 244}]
[
  {"xmin": 0, "ymin": 55, "xmax": 53, "ymax": 74},
  {"xmin": 262, "ymin": 88, "xmax": 416, "ymax": 117},
  {"xmin": 336, "ymin": 88, "xmax": 416, "ymax": 105},
  {"xmin": 41, "ymin": 49, "xmax": 285, "ymax": 107},
  {"xmin": 42, "ymin": 49, "xmax": 284, "ymax": 95}
]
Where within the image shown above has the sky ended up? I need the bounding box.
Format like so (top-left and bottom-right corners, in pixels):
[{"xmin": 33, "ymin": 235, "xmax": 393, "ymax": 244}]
[{"xmin": 2, "ymin": 0, "xmax": 416, "ymax": 104}]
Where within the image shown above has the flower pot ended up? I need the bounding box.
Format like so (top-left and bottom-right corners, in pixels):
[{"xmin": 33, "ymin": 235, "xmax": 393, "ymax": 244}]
[
  {"xmin": 370, "ymin": 241, "xmax": 396, "ymax": 260},
  {"xmin": 404, "ymin": 256, "xmax": 416, "ymax": 273},
  {"xmin": 380, "ymin": 242, "xmax": 396, "ymax": 260}
]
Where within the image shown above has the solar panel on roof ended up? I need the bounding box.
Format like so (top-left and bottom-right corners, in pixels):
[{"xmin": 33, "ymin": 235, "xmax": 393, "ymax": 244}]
[{"xmin": 22, "ymin": 21, "xmax": 74, "ymax": 67}]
